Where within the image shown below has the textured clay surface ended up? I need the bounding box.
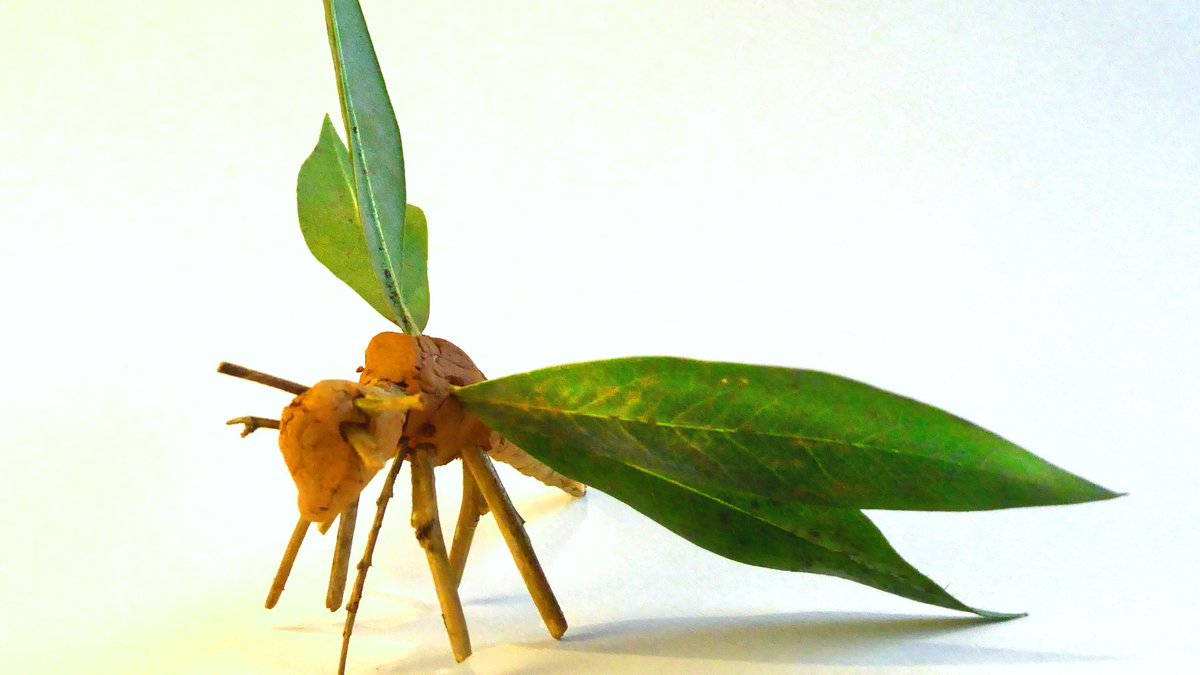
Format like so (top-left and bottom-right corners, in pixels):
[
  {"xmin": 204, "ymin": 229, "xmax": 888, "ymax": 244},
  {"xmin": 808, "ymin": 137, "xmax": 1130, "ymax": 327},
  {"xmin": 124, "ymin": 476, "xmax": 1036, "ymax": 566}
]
[
  {"xmin": 360, "ymin": 332, "xmax": 492, "ymax": 466},
  {"xmin": 279, "ymin": 332, "xmax": 582, "ymax": 522},
  {"xmin": 278, "ymin": 379, "xmax": 406, "ymax": 522}
]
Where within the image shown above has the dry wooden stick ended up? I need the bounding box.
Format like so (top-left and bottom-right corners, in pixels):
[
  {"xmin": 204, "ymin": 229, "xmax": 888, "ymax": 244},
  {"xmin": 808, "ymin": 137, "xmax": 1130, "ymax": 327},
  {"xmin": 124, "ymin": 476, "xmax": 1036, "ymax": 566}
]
[
  {"xmin": 461, "ymin": 445, "xmax": 567, "ymax": 639},
  {"xmin": 410, "ymin": 448, "xmax": 472, "ymax": 662},
  {"xmin": 338, "ymin": 446, "xmax": 406, "ymax": 675},
  {"xmin": 217, "ymin": 361, "xmax": 308, "ymax": 395},
  {"xmin": 449, "ymin": 459, "xmax": 490, "ymax": 588},
  {"xmin": 488, "ymin": 437, "xmax": 587, "ymax": 497},
  {"xmin": 225, "ymin": 416, "xmax": 280, "ymax": 437},
  {"xmin": 266, "ymin": 517, "xmax": 311, "ymax": 608},
  {"xmin": 326, "ymin": 498, "xmax": 359, "ymax": 611},
  {"xmin": 220, "ymin": 362, "xmax": 316, "ymax": 610}
]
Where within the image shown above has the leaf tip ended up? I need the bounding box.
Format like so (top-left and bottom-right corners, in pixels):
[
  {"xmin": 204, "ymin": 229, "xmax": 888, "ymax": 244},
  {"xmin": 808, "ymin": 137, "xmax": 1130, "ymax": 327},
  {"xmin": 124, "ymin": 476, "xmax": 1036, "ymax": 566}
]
[
  {"xmin": 966, "ymin": 607, "xmax": 1028, "ymax": 621},
  {"xmin": 1028, "ymin": 471, "xmax": 1125, "ymax": 510},
  {"xmin": 1077, "ymin": 483, "xmax": 1126, "ymax": 505}
]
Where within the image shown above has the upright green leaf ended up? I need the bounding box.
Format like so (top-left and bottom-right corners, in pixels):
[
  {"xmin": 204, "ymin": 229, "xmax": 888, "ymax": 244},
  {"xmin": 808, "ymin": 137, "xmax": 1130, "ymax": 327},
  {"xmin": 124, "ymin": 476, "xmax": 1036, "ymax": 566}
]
[
  {"xmin": 324, "ymin": 0, "xmax": 429, "ymax": 334},
  {"xmin": 455, "ymin": 358, "xmax": 1120, "ymax": 511},
  {"xmin": 543, "ymin": 445, "xmax": 1019, "ymax": 617},
  {"xmin": 297, "ymin": 116, "xmax": 429, "ymax": 327}
]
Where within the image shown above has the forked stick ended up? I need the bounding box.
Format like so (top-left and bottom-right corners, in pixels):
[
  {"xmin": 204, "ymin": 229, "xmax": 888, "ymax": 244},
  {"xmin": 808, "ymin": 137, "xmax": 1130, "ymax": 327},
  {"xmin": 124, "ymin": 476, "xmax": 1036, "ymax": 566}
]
[
  {"xmin": 266, "ymin": 518, "xmax": 311, "ymax": 608},
  {"xmin": 410, "ymin": 448, "xmax": 472, "ymax": 662},
  {"xmin": 461, "ymin": 445, "xmax": 567, "ymax": 639},
  {"xmin": 449, "ymin": 460, "xmax": 489, "ymax": 587},
  {"xmin": 326, "ymin": 498, "xmax": 359, "ymax": 611},
  {"xmin": 226, "ymin": 416, "xmax": 280, "ymax": 437},
  {"xmin": 338, "ymin": 447, "xmax": 406, "ymax": 675}
]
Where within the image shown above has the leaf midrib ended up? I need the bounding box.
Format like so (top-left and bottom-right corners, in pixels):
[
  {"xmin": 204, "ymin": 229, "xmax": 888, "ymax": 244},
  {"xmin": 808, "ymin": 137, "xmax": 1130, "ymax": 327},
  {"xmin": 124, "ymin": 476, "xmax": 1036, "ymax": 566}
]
[
  {"xmin": 465, "ymin": 396, "xmax": 1045, "ymax": 490},
  {"xmin": 327, "ymin": 4, "xmax": 418, "ymax": 335},
  {"xmin": 345, "ymin": 105, "xmax": 416, "ymax": 333}
]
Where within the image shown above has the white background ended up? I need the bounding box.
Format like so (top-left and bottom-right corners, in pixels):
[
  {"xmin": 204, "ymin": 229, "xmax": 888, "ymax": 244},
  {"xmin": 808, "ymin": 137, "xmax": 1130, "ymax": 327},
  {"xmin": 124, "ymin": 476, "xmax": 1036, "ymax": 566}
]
[{"xmin": 2, "ymin": 2, "xmax": 1197, "ymax": 673}]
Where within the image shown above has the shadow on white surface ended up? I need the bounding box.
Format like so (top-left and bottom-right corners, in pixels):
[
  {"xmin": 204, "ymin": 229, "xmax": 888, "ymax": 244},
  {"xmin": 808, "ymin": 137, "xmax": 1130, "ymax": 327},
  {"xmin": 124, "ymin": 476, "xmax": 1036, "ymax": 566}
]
[
  {"xmin": 546, "ymin": 612, "xmax": 1113, "ymax": 667},
  {"xmin": 366, "ymin": 610, "xmax": 1115, "ymax": 674}
]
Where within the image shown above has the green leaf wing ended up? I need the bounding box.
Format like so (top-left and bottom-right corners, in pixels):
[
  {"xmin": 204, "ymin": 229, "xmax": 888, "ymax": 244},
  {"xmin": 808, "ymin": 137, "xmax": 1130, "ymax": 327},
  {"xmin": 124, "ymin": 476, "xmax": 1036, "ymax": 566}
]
[
  {"xmin": 454, "ymin": 357, "xmax": 1120, "ymax": 511},
  {"xmin": 323, "ymin": 0, "xmax": 429, "ymax": 334},
  {"xmin": 297, "ymin": 116, "xmax": 429, "ymax": 328},
  {"xmin": 544, "ymin": 447, "xmax": 1019, "ymax": 617}
]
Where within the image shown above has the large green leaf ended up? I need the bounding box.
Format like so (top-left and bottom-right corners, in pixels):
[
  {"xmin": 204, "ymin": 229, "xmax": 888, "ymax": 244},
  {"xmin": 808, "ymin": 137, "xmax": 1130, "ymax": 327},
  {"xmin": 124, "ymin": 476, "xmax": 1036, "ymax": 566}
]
[
  {"xmin": 547, "ymin": 449, "xmax": 1018, "ymax": 618},
  {"xmin": 454, "ymin": 357, "xmax": 1120, "ymax": 511},
  {"xmin": 324, "ymin": 0, "xmax": 429, "ymax": 335},
  {"xmin": 297, "ymin": 116, "xmax": 429, "ymax": 326}
]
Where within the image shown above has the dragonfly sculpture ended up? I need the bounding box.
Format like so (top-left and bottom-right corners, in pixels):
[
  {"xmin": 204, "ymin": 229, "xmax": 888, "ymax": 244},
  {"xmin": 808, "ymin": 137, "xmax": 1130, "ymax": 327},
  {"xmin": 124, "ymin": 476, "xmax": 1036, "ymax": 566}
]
[{"xmin": 218, "ymin": 2, "xmax": 1120, "ymax": 673}]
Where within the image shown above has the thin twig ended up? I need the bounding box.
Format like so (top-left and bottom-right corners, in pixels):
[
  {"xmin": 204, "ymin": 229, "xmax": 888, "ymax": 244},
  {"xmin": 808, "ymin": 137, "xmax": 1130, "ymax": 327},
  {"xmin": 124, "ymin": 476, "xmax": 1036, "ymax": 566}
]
[
  {"xmin": 449, "ymin": 460, "xmax": 489, "ymax": 588},
  {"xmin": 411, "ymin": 448, "xmax": 472, "ymax": 662},
  {"xmin": 225, "ymin": 416, "xmax": 280, "ymax": 437},
  {"xmin": 326, "ymin": 498, "xmax": 359, "ymax": 611},
  {"xmin": 338, "ymin": 446, "xmax": 407, "ymax": 675},
  {"xmin": 217, "ymin": 361, "xmax": 308, "ymax": 396},
  {"xmin": 461, "ymin": 445, "xmax": 567, "ymax": 640},
  {"xmin": 266, "ymin": 518, "xmax": 311, "ymax": 609}
]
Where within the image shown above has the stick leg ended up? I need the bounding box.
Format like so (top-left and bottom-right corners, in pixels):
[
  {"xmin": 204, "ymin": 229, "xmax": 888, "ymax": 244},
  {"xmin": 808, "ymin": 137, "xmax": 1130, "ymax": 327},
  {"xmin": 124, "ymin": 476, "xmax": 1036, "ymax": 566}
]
[
  {"xmin": 411, "ymin": 448, "xmax": 472, "ymax": 662},
  {"xmin": 266, "ymin": 517, "xmax": 310, "ymax": 609},
  {"xmin": 339, "ymin": 449, "xmax": 406, "ymax": 675},
  {"xmin": 326, "ymin": 498, "xmax": 359, "ymax": 610},
  {"xmin": 461, "ymin": 445, "xmax": 567, "ymax": 639},
  {"xmin": 449, "ymin": 459, "xmax": 489, "ymax": 588}
]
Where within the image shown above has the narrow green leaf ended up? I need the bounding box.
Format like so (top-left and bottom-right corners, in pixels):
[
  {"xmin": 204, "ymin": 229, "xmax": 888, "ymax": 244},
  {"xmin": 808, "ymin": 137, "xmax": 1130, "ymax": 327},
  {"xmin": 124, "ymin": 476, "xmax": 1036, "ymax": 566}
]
[
  {"xmin": 324, "ymin": 0, "xmax": 429, "ymax": 334},
  {"xmin": 454, "ymin": 357, "xmax": 1120, "ymax": 511},
  {"xmin": 297, "ymin": 116, "xmax": 429, "ymax": 327},
  {"xmin": 546, "ymin": 448, "xmax": 1018, "ymax": 618}
]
